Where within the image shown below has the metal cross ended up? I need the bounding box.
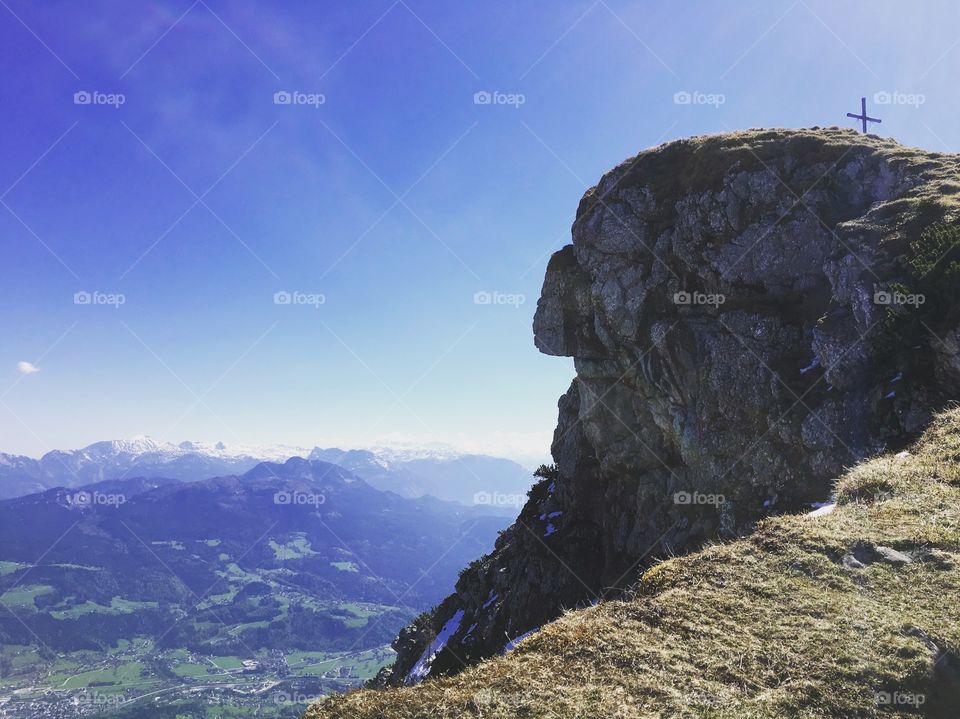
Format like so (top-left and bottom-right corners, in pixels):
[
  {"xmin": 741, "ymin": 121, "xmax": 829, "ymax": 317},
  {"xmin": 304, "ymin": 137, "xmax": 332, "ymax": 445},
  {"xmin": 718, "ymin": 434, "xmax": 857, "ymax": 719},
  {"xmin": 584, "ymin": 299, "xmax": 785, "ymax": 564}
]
[{"xmin": 847, "ymin": 96, "xmax": 881, "ymax": 133}]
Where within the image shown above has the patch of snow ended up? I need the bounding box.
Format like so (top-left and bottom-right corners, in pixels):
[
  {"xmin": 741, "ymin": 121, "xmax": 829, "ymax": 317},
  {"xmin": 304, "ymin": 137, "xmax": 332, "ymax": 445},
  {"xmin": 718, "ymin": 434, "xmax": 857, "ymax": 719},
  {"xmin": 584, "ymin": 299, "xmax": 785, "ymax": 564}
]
[
  {"xmin": 461, "ymin": 622, "xmax": 478, "ymax": 644},
  {"xmin": 885, "ymin": 390, "xmax": 896, "ymax": 399},
  {"xmin": 799, "ymin": 357, "xmax": 820, "ymax": 375},
  {"xmin": 890, "ymin": 371, "xmax": 903, "ymax": 383},
  {"xmin": 807, "ymin": 503, "xmax": 836, "ymax": 518},
  {"xmin": 481, "ymin": 592, "xmax": 498, "ymax": 610},
  {"xmin": 544, "ymin": 523, "xmax": 556, "ymax": 537},
  {"xmin": 405, "ymin": 609, "xmax": 465, "ymax": 685},
  {"xmin": 503, "ymin": 628, "xmax": 539, "ymax": 654},
  {"xmin": 895, "ymin": 450, "xmax": 910, "ymax": 459}
]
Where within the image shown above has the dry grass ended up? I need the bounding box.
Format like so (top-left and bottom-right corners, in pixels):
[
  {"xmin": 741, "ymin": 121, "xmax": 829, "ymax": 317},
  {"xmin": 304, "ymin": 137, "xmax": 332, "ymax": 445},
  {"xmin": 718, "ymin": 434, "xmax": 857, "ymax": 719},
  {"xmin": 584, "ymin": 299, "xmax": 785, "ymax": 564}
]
[{"xmin": 305, "ymin": 409, "xmax": 960, "ymax": 718}]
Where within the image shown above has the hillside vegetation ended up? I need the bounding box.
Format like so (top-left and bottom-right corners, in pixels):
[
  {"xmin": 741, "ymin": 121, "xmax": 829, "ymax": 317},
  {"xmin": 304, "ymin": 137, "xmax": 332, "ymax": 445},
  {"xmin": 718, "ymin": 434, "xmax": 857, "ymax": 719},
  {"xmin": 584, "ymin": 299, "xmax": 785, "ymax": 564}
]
[{"xmin": 306, "ymin": 408, "xmax": 960, "ymax": 718}]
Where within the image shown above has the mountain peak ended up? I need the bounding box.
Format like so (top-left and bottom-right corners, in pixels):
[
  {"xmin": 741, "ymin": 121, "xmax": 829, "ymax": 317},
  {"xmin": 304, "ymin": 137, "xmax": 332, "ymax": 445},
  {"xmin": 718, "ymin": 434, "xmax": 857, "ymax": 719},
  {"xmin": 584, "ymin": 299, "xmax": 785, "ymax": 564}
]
[{"xmin": 379, "ymin": 128, "xmax": 960, "ymax": 685}]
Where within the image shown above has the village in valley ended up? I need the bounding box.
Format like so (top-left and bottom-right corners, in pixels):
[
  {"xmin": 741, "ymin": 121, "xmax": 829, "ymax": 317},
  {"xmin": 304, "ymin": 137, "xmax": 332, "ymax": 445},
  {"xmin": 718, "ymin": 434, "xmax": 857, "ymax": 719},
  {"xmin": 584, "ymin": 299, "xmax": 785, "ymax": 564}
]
[{"xmin": 0, "ymin": 639, "xmax": 394, "ymax": 718}]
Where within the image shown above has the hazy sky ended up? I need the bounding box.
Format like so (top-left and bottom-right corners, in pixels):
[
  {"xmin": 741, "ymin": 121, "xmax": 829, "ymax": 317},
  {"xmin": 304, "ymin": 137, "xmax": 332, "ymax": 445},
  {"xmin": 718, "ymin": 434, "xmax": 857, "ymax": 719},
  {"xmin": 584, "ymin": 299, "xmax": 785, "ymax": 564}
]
[{"xmin": 2, "ymin": 0, "xmax": 958, "ymax": 462}]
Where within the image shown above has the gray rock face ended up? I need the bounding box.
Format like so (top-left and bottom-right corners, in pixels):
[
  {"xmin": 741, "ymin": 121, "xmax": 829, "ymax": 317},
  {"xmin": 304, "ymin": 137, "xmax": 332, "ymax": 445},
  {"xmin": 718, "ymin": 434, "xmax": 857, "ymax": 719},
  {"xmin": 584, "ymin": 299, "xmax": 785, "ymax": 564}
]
[{"xmin": 383, "ymin": 128, "xmax": 960, "ymax": 685}]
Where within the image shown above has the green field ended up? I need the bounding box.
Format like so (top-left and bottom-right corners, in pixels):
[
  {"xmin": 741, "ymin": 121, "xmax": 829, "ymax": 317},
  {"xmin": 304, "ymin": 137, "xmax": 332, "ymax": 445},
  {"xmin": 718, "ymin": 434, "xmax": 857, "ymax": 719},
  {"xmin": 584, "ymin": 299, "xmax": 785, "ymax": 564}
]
[
  {"xmin": 210, "ymin": 655, "xmax": 245, "ymax": 670},
  {"xmin": 53, "ymin": 661, "xmax": 147, "ymax": 689},
  {"xmin": 0, "ymin": 583, "xmax": 55, "ymax": 610},
  {"xmin": 269, "ymin": 535, "xmax": 317, "ymax": 560},
  {"xmin": 171, "ymin": 661, "xmax": 216, "ymax": 678},
  {"xmin": 49, "ymin": 596, "xmax": 159, "ymax": 619},
  {"xmin": 0, "ymin": 560, "xmax": 26, "ymax": 576}
]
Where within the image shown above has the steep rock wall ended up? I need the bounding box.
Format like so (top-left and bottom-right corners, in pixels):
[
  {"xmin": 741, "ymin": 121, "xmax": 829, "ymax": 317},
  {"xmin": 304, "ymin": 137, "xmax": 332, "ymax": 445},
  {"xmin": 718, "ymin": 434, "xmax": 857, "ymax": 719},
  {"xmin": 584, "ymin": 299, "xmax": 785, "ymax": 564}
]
[{"xmin": 383, "ymin": 127, "xmax": 960, "ymax": 685}]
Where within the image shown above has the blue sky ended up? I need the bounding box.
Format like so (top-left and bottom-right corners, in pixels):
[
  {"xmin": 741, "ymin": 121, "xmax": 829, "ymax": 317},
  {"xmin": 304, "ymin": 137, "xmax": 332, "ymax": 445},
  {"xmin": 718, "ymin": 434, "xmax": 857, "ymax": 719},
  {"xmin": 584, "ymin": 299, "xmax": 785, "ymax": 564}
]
[{"xmin": 2, "ymin": 0, "xmax": 958, "ymax": 463}]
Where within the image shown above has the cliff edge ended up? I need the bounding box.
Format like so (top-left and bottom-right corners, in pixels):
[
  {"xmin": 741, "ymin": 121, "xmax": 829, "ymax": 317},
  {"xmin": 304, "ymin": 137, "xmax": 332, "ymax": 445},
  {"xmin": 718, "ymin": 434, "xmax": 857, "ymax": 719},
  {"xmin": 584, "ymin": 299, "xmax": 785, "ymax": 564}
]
[{"xmin": 312, "ymin": 127, "xmax": 960, "ymax": 707}]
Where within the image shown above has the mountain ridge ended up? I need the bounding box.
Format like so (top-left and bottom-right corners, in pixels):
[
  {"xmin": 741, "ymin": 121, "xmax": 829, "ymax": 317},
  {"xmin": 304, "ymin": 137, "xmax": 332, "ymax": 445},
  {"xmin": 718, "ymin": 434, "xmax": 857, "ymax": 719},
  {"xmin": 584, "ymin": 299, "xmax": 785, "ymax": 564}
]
[{"xmin": 0, "ymin": 438, "xmax": 535, "ymax": 509}]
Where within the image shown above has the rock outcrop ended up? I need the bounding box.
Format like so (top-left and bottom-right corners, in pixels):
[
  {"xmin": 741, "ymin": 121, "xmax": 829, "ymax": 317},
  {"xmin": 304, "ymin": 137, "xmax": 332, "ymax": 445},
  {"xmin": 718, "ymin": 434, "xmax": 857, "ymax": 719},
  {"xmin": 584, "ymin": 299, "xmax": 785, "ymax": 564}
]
[
  {"xmin": 382, "ymin": 127, "xmax": 960, "ymax": 685},
  {"xmin": 308, "ymin": 408, "xmax": 960, "ymax": 718}
]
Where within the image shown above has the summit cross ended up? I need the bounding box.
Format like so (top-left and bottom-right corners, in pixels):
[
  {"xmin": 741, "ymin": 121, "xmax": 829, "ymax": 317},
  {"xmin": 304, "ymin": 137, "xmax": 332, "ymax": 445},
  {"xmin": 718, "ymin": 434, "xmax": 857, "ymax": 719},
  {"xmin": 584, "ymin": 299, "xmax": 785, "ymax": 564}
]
[{"xmin": 847, "ymin": 96, "xmax": 881, "ymax": 134}]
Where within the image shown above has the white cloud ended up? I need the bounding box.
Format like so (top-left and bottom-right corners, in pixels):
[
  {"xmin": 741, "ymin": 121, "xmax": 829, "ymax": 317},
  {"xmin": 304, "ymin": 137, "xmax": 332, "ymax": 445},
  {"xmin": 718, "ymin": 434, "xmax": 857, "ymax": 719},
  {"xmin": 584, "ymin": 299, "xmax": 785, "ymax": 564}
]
[{"xmin": 17, "ymin": 361, "xmax": 40, "ymax": 375}]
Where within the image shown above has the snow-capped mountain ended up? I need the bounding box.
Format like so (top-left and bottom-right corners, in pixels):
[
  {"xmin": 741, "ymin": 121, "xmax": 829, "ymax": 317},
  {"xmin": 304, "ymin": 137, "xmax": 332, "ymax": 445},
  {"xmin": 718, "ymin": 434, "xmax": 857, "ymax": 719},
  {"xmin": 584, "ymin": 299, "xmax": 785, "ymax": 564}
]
[
  {"xmin": 0, "ymin": 438, "xmax": 305, "ymax": 499},
  {"xmin": 0, "ymin": 438, "xmax": 537, "ymax": 510}
]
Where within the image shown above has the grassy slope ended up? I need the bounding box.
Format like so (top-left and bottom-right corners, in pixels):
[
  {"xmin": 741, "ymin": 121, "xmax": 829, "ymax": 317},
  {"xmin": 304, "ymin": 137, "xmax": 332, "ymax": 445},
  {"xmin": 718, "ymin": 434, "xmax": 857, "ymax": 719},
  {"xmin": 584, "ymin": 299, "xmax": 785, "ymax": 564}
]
[{"xmin": 306, "ymin": 409, "xmax": 960, "ymax": 718}]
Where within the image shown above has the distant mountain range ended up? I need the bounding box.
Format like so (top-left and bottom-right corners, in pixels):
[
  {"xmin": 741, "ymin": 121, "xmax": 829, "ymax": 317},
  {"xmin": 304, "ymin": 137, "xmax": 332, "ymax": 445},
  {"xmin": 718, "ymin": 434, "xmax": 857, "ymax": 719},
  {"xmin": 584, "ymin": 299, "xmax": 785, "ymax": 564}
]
[
  {"xmin": 0, "ymin": 458, "xmax": 508, "ymax": 655},
  {"xmin": 0, "ymin": 438, "xmax": 535, "ymax": 510}
]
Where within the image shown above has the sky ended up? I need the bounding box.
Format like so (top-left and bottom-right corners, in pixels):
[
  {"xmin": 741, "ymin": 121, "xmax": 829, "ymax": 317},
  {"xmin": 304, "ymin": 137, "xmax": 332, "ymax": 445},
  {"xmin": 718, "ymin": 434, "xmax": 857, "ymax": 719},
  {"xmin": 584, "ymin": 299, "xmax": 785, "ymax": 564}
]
[{"xmin": 1, "ymin": 0, "xmax": 959, "ymax": 465}]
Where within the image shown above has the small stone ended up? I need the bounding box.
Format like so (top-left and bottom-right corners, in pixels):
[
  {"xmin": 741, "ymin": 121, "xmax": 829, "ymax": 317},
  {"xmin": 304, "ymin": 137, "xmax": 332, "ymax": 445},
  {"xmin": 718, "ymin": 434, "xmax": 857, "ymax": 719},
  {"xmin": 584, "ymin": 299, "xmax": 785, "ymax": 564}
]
[
  {"xmin": 842, "ymin": 554, "xmax": 865, "ymax": 569},
  {"xmin": 875, "ymin": 546, "xmax": 913, "ymax": 565}
]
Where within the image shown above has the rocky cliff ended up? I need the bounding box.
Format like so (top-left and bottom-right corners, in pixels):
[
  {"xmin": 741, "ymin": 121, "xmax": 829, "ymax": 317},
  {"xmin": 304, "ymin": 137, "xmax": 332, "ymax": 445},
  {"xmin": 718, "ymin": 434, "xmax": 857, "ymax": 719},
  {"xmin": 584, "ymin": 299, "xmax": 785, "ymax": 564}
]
[
  {"xmin": 380, "ymin": 128, "xmax": 960, "ymax": 686},
  {"xmin": 307, "ymin": 408, "xmax": 960, "ymax": 718}
]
